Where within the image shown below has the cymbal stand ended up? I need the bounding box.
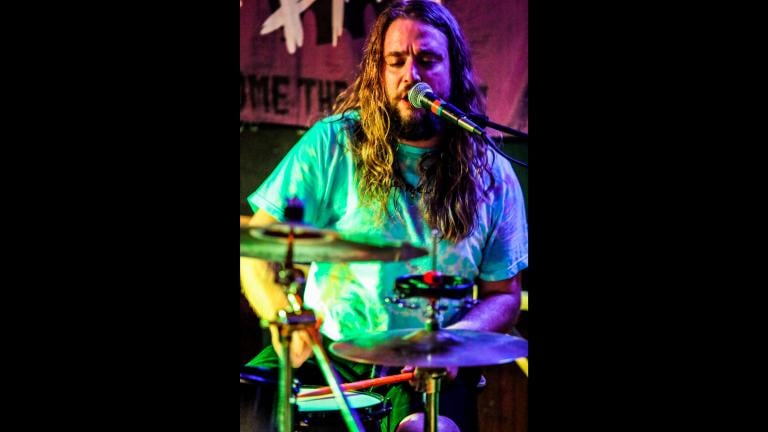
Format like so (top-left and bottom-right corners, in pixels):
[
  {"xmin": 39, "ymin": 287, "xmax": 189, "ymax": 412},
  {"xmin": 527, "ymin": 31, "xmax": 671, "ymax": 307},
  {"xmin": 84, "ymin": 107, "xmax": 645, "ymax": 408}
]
[
  {"xmin": 422, "ymin": 368, "xmax": 447, "ymax": 432},
  {"xmin": 420, "ymin": 298, "xmax": 445, "ymax": 432},
  {"xmin": 266, "ymin": 223, "xmax": 365, "ymax": 432},
  {"xmin": 416, "ymin": 228, "xmax": 464, "ymax": 432}
]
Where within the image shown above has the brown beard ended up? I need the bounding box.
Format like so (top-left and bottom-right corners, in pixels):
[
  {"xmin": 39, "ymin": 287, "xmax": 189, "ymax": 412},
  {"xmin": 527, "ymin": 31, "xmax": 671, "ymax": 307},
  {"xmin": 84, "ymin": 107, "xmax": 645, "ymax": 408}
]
[{"xmin": 388, "ymin": 99, "xmax": 442, "ymax": 141}]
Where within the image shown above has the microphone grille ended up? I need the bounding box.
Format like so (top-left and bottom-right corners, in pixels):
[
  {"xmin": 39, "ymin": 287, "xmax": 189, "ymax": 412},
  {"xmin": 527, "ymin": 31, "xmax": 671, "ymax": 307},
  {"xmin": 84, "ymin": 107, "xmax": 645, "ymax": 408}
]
[{"xmin": 407, "ymin": 82, "xmax": 433, "ymax": 109}]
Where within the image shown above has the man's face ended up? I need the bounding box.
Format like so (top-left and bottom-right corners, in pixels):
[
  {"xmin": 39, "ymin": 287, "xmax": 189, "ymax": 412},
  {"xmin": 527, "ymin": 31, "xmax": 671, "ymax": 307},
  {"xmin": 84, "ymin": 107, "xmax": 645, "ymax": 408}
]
[{"xmin": 382, "ymin": 18, "xmax": 451, "ymax": 140}]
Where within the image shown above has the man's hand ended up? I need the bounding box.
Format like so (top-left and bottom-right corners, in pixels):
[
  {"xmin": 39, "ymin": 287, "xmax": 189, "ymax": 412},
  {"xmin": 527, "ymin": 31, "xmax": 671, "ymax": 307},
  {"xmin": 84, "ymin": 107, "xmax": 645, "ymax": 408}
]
[
  {"xmin": 400, "ymin": 365, "xmax": 459, "ymax": 392},
  {"xmin": 270, "ymin": 327, "xmax": 315, "ymax": 368}
]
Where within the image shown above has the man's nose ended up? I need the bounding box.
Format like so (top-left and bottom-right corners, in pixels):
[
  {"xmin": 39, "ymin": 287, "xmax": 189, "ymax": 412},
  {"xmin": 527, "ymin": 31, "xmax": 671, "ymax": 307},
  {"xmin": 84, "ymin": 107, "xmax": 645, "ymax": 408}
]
[{"xmin": 404, "ymin": 59, "xmax": 421, "ymax": 83}]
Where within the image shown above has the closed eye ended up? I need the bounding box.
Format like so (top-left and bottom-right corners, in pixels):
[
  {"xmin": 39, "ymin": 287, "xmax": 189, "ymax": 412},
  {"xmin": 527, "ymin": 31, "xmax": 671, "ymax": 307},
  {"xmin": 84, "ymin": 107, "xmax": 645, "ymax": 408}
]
[{"xmin": 417, "ymin": 52, "xmax": 442, "ymax": 67}]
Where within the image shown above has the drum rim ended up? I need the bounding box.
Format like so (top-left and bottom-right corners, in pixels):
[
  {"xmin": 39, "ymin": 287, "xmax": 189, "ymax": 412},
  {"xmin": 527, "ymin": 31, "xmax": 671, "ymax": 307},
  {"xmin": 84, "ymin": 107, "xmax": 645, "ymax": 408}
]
[
  {"xmin": 239, "ymin": 365, "xmax": 277, "ymax": 384},
  {"xmin": 297, "ymin": 386, "xmax": 385, "ymax": 413}
]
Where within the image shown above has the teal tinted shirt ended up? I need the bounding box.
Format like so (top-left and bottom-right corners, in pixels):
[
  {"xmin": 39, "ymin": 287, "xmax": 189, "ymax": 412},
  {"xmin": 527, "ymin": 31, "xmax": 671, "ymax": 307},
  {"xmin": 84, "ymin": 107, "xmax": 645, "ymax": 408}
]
[{"xmin": 248, "ymin": 112, "xmax": 528, "ymax": 341}]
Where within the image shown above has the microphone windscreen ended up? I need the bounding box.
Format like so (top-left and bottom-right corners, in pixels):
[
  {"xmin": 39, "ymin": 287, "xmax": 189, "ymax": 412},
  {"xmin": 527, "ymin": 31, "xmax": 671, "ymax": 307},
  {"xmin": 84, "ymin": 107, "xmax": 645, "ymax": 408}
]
[{"xmin": 407, "ymin": 82, "xmax": 433, "ymax": 109}]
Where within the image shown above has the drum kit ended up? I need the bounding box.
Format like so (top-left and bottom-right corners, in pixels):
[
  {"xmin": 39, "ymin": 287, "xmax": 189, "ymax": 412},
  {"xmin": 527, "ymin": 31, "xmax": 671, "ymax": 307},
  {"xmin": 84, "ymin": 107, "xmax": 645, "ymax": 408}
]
[{"xmin": 240, "ymin": 202, "xmax": 528, "ymax": 432}]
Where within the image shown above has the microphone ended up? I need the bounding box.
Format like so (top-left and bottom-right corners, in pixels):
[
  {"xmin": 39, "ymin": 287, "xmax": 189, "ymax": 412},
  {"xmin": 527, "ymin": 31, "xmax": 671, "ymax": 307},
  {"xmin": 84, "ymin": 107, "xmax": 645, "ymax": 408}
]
[{"xmin": 407, "ymin": 82, "xmax": 485, "ymax": 136}]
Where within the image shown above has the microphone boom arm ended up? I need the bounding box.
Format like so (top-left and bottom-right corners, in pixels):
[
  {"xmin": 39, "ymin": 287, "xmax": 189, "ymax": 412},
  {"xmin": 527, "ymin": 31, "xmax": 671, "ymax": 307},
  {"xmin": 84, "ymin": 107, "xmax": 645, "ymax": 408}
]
[{"xmin": 407, "ymin": 83, "xmax": 528, "ymax": 168}]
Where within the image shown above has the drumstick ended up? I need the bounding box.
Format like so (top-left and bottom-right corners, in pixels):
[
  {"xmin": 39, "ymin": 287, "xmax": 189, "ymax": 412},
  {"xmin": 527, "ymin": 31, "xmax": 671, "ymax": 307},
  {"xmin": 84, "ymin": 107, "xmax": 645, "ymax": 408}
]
[{"xmin": 297, "ymin": 372, "xmax": 415, "ymax": 398}]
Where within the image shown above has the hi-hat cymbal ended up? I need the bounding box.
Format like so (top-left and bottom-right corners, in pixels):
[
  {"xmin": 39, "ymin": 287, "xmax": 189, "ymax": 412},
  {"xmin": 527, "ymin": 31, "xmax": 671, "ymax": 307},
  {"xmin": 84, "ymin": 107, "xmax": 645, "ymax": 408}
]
[
  {"xmin": 240, "ymin": 223, "xmax": 428, "ymax": 263},
  {"xmin": 330, "ymin": 328, "xmax": 528, "ymax": 367}
]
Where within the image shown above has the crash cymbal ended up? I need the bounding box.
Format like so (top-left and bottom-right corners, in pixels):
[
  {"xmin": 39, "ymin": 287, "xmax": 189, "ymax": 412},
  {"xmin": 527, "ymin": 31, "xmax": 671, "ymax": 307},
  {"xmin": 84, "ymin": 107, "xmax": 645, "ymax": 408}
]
[
  {"xmin": 330, "ymin": 328, "xmax": 528, "ymax": 367},
  {"xmin": 240, "ymin": 223, "xmax": 429, "ymax": 263}
]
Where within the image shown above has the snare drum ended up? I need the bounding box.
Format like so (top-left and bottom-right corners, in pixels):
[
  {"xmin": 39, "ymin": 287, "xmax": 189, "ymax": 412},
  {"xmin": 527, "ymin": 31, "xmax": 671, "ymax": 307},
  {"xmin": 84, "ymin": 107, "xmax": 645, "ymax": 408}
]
[
  {"xmin": 240, "ymin": 366, "xmax": 281, "ymax": 432},
  {"xmin": 297, "ymin": 387, "xmax": 390, "ymax": 432}
]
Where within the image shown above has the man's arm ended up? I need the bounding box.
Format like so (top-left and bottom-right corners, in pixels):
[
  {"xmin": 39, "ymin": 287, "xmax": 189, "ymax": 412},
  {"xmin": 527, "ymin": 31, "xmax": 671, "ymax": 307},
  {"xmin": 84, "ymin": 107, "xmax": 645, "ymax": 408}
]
[
  {"xmin": 446, "ymin": 272, "xmax": 522, "ymax": 333},
  {"xmin": 240, "ymin": 209, "xmax": 286, "ymax": 321},
  {"xmin": 240, "ymin": 208, "xmax": 314, "ymax": 367}
]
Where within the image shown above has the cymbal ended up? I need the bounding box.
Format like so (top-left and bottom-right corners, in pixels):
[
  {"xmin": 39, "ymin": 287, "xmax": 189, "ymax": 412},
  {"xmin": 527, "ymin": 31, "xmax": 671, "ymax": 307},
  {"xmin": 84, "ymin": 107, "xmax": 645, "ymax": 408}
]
[
  {"xmin": 330, "ymin": 328, "xmax": 528, "ymax": 367},
  {"xmin": 240, "ymin": 223, "xmax": 429, "ymax": 263}
]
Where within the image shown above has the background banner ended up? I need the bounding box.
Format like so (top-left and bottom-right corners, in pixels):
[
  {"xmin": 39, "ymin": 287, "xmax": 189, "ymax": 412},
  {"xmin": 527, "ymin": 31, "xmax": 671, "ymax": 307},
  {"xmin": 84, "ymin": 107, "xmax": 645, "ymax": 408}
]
[{"xmin": 240, "ymin": 0, "xmax": 528, "ymax": 131}]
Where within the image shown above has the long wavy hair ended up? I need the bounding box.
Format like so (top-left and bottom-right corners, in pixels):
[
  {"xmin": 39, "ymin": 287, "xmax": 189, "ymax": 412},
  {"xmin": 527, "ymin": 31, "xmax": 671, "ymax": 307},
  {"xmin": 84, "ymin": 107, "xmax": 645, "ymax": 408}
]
[{"xmin": 333, "ymin": 0, "xmax": 494, "ymax": 243}]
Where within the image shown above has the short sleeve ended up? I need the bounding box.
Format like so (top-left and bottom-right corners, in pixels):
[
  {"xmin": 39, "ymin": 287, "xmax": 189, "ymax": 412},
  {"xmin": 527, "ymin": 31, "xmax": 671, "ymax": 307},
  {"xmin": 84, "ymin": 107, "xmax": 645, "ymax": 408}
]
[
  {"xmin": 247, "ymin": 120, "xmax": 335, "ymax": 226},
  {"xmin": 477, "ymin": 161, "xmax": 529, "ymax": 281}
]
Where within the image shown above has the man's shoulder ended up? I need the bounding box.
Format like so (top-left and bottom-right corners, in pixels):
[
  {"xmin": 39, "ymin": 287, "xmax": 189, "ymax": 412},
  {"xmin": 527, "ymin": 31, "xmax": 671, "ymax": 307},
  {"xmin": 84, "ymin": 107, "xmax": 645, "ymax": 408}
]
[
  {"xmin": 480, "ymin": 145, "xmax": 525, "ymax": 197},
  {"xmin": 486, "ymin": 146, "xmax": 516, "ymax": 175},
  {"xmin": 314, "ymin": 110, "xmax": 360, "ymax": 129},
  {"xmin": 290, "ymin": 111, "xmax": 360, "ymax": 161},
  {"xmin": 298, "ymin": 111, "xmax": 359, "ymax": 145}
]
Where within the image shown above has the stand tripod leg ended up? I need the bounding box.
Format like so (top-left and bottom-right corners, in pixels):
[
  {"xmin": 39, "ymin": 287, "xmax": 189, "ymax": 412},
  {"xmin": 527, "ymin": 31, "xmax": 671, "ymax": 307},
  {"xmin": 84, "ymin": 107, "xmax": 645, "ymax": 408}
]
[
  {"xmin": 307, "ymin": 327, "xmax": 365, "ymax": 432},
  {"xmin": 277, "ymin": 331, "xmax": 293, "ymax": 432}
]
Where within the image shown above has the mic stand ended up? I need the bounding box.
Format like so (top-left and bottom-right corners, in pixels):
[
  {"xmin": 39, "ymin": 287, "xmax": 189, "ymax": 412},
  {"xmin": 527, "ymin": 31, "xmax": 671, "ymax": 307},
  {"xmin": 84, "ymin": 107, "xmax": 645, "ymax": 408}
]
[
  {"xmin": 482, "ymin": 133, "xmax": 528, "ymax": 168},
  {"xmin": 467, "ymin": 113, "xmax": 528, "ymax": 139},
  {"xmin": 466, "ymin": 113, "xmax": 528, "ymax": 168}
]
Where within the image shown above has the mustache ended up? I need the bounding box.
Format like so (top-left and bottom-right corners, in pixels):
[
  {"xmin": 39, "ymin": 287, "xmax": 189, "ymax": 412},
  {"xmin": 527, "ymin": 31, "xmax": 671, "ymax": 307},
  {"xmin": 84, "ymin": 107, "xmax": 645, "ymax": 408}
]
[
  {"xmin": 397, "ymin": 85, "xmax": 417, "ymax": 103},
  {"xmin": 387, "ymin": 100, "xmax": 441, "ymax": 141}
]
